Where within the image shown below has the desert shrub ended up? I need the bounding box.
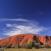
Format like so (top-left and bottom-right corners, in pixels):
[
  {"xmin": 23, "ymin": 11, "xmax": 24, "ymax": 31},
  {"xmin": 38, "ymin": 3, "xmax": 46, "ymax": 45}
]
[
  {"xmin": 34, "ymin": 42, "xmax": 40, "ymax": 48},
  {"xmin": 19, "ymin": 44, "xmax": 28, "ymax": 48},
  {"xmin": 14, "ymin": 44, "xmax": 18, "ymax": 48},
  {"xmin": 6, "ymin": 44, "xmax": 12, "ymax": 48},
  {"xmin": 32, "ymin": 36, "xmax": 43, "ymax": 48},
  {"xmin": 15, "ymin": 44, "xmax": 21, "ymax": 48},
  {"xmin": 0, "ymin": 46, "xmax": 1, "ymax": 48},
  {"xmin": 11, "ymin": 45, "xmax": 15, "ymax": 48},
  {"xmin": 21, "ymin": 44, "xmax": 26, "ymax": 48},
  {"xmin": 40, "ymin": 45, "xmax": 45, "ymax": 48},
  {"xmin": 7, "ymin": 45, "xmax": 11, "ymax": 48},
  {"xmin": 27, "ymin": 44, "xmax": 32, "ymax": 49},
  {"xmin": 33, "ymin": 36, "xmax": 40, "ymax": 48},
  {"xmin": 26, "ymin": 40, "xmax": 32, "ymax": 49},
  {"xmin": 1, "ymin": 45, "xmax": 7, "ymax": 48},
  {"xmin": 20, "ymin": 40, "xmax": 32, "ymax": 49},
  {"xmin": 47, "ymin": 46, "xmax": 51, "ymax": 48},
  {"xmin": 44, "ymin": 42, "xmax": 49, "ymax": 48},
  {"xmin": 20, "ymin": 44, "xmax": 32, "ymax": 49}
]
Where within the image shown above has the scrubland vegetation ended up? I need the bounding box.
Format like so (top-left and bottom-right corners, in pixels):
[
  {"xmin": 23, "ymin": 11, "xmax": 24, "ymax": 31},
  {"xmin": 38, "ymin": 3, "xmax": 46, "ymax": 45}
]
[{"xmin": 0, "ymin": 48, "xmax": 51, "ymax": 51}]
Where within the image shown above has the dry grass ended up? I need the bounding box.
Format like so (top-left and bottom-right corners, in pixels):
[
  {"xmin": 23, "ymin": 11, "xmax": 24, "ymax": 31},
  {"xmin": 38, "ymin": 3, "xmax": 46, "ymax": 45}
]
[{"xmin": 1, "ymin": 48, "xmax": 50, "ymax": 51}]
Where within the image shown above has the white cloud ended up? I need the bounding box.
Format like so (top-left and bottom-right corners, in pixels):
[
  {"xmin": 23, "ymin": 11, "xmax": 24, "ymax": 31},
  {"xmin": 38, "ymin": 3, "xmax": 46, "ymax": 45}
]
[
  {"xmin": 1, "ymin": 18, "xmax": 51, "ymax": 37},
  {"xmin": 0, "ymin": 18, "xmax": 29, "ymax": 22},
  {"xmin": 6, "ymin": 24, "xmax": 12, "ymax": 27},
  {"xmin": 4, "ymin": 18, "xmax": 46, "ymax": 36},
  {"xmin": 6, "ymin": 25, "xmax": 44, "ymax": 36}
]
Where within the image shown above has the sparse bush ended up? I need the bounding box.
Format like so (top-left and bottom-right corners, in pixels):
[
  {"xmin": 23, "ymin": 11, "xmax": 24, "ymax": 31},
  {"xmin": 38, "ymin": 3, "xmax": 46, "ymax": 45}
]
[
  {"xmin": 15, "ymin": 44, "xmax": 21, "ymax": 48},
  {"xmin": 34, "ymin": 43, "xmax": 40, "ymax": 48},
  {"xmin": 6, "ymin": 44, "xmax": 12, "ymax": 48},
  {"xmin": 0, "ymin": 46, "xmax": 1, "ymax": 48},
  {"xmin": 11, "ymin": 45, "xmax": 15, "ymax": 48},
  {"xmin": 26, "ymin": 40, "xmax": 32, "ymax": 49},
  {"xmin": 15, "ymin": 44, "xmax": 18, "ymax": 48}
]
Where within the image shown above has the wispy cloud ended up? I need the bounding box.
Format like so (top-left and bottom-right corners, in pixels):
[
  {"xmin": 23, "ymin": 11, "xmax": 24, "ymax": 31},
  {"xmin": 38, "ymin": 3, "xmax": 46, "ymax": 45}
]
[
  {"xmin": 2, "ymin": 18, "xmax": 47, "ymax": 36},
  {"xmin": 0, "ymin": 18, "xmax": 51, "ymax": 37},
  {"xmin": 5, "ymin": 25, "xmax": 46, "ymax": 36},
  {"xmin": 0, "ymin": 18, "xmax": 29, "ymax": 22}
]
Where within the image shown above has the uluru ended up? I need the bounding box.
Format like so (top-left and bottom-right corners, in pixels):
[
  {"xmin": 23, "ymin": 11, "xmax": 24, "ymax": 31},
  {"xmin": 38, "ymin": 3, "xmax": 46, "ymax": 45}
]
[{"xmin": 0, "ymin": 34, "xmax": 51, "ymax": 48}]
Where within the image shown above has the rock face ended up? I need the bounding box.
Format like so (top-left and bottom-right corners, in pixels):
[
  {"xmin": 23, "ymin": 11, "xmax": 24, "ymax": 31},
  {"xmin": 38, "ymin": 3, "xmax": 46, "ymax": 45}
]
[
  {"xmin": 0, "ymin": 34, "xmax": 51, "ymax": 48},
  {"xmin": 0, "ymin": 34, "xmax": 33, "ymax": 48}
]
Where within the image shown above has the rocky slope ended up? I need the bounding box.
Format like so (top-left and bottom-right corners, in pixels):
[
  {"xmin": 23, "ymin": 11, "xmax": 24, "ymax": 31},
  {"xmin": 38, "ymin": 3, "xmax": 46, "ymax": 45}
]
[{"xmin": 0, "ymin": 34, "xmax": 51, "ymax": 48}]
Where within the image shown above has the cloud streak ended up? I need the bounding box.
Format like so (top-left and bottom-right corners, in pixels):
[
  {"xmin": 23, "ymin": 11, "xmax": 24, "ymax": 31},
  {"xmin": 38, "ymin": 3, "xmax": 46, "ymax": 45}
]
[
  {"xmin": 0, "ymin": 18, "xmax": 29, "ymax": 22},
  {"xmin": 2, "ymin": 18, "xmax": 46, "ymax": 36},
  {"xmin": 5, "ymin": 25, "xmax": 45, "ymax": 36},
  {"xmin": 0, "ymin": 18, "xmax": 51, "ymax": 37}
]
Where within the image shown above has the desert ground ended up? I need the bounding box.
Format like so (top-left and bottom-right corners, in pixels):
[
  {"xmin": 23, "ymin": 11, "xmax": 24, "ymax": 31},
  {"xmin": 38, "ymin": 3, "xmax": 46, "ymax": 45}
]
[{"xmin": 0, "ymin": 48, "xmax": 51, "ymax": 51}]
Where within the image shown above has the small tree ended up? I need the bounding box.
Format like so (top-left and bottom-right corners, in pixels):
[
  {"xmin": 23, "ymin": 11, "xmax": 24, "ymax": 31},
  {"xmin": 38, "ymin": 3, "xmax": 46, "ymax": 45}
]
[{"xmin": 33, "ymin": 36, "xmax": 40, "ymax": 48}]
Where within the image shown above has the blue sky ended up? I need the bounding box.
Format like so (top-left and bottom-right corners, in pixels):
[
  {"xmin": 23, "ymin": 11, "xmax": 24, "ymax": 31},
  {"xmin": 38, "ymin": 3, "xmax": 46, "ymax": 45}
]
[{"xmin": 0, "ymin": 0, "xmax": 51, "ymax": 38}]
